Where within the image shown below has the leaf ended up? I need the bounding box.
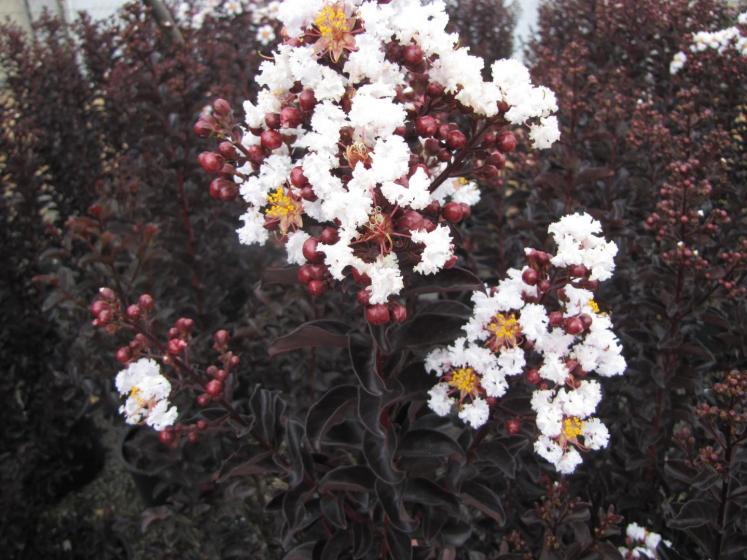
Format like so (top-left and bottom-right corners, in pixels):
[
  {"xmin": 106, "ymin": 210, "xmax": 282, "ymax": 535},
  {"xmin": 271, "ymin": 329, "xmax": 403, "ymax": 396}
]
[
  {"xmin": 249, "ymin": 386, "xmax": 287, "ymax": 448},
  {"xmin": 357, "ymin": 388, "xmax": 385, "ymax": 437},
  {"xmin": 320, "ymin": 494, "xmax": 347, "ymax": 529},
  {"xmin": 376, "ymin": 479, "xmax": 417, "ymax": 533},
  {"xmin": 403, "ymin": 267, "xmax": 484, "ymax": 295},
  {"xmin": 398, "ymin": 430, "xmax": 465, "ymax": 459},
  {"xmin": 268, "ymin": 320, "xmax": 349, "ymax": 357},
  {"xmin": 478, "ymin": 440, "xmax": 517, "ymax": 479},
  {"xmin": 575, "ymin": 166, "xmax": 614, "ymax": 186},
  {"xmin": 349, "ymin": 336, "xmax": 386, "ymax": 396},
  {"xmin": 318, "ymin": 466, "xmax": 375, "ymax": 494},
  {"xmin": 306, "ymin": 385, "xmax": 358, "ymax": 449},
  {"xmin": 363, "ymin": 429, "xmax": 405, "ymax": 484},
  {"xmin": 393, "ymin": 307, "xmax": 471, "ymax": 349},
  {"xmin": 459, "ymin": 481, "xmax": 505, "ymax": 525},
  {"xmin": 385, "ymin": 525, "xmax": 412, "ymax": 560},
  {"xmin": 321, "ymin": 530, "xmax": 352, "ymax": 560},
  {"xmin": 286, "ymin": 419, "xmax": 313, "ymax": 487},
  {"xmin": 282, "ymin": 542, "xmax": 316, "ymax": 560},
  {"xmin": 403, "ymin": 478, "xmax": 458, "ymax": 512},
  {"xmin": 215, "ymin": 451, "xmax": 277, "ymax": 482},
  {"xmin": 668, "ymin": 499, "xmax": 718, "ymax": 530}
]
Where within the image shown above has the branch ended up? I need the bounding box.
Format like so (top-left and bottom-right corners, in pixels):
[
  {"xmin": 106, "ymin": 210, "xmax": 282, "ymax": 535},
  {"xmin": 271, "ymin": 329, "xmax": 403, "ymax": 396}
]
[{"xmin": 142, "ymin": 0, "xmax": 185, "ymax": 46}]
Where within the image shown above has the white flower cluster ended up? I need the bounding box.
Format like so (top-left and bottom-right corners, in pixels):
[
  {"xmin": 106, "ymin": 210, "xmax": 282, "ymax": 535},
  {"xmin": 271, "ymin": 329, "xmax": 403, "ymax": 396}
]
[
  {"xmin": 236, "ymin": 0, "xmax": 559, "ymax": 306},
  {"xmin": 619, "ymin": 523, "xmax": 669, "ymax": 559},
  {"xmin": 176, "ymin": 0, "xmax": 280, "ymax": 35},
  {"xmin": 115, "ymin": 358, "xmax": 178, "ymax": 431},
  {"xmin": 426, "ymin": 213, "xmax": 625, "ymax": 474},
  {"xmin": 670, "ymin": 11, "xmax": 747, "ymax": 74}
]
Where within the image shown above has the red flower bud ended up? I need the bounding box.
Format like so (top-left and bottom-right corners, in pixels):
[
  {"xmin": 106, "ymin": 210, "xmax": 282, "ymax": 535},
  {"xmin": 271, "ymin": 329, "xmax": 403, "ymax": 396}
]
[
  {"xmin": 138, "ymin": 293, "xmax": 155, "ymax": 311},
  {"xmin": 415, "ymin": 115, "xmax": 439, "ymax": 137},
  {"xmin": 213, "ymin": 329, "xmax": 230, "ymax": 346},
  {"xmin": 218, "ymin": 141, "xmax": 238, "ymax": 159},
  {"xmin": 569, "ymin": 264, "xmax": 588, "ymax": 277},
  {"xmin": 205, "ymin": 379, "xmax": 223, "ymax": 397},
  {"xmin": 303, "ymin": 237, "xmax": 325, "ymax": 264},
  {"xmin": 91, "ymin": 300, "xmax": 107, "ymax": 317},
  {"xmin": 126, "ymin": 304, "xmax": 141, "ymax": 321},
  {"xmin": 522, "ymin": 268, "xmax": 539, "ymax": 286},
  {"xmin": 99, "ymin": 287, "xmax": 116, "ymax": 300},
  {"xmin": 167, "ymin": 338, "xmax": 186, "ymax": 355},
  {"xmin": 366, "ymin": 304, "xmax": 390, "ymax": 326},
  {"xmin": 396, "ymin": 210, "xmax": 425, "ymax": 231},
  {"xmin": 212, "ymin": 98, "xmax": 232, "ymax": 116},
  {"xmin": 299, "ymin": 89, "xmax": 317, "ymax": 111},
  {"xmin": 297, "ymin": 265, "xmax": 314, "ymax": 284},
  {"xmin": 356, "ymin": 289, "xmax": 370, "ymax": 306},
  {"xmin": 319, "ymin": 226, "xmax": 339, "ymax": 245},
  {"xmin": 290, "ymin": 166, "xmax": 308, "ymax": 188},
  {"xmin": 487, "ymin": 150, "xmax": 507, "ymax": 168},
  {"xmin": 260, "ymin": 129, "xmax": 283, "ymax": 150},
  {"xmin": 496, "ymin": 131, "xmax": 517, "ymax": 153},
  {"xmin": 564, "ymin": 317, "xmax": 584, "ymax": 335},
  {"xmin": 247, "ymin": 145, "xmax": 265, "ymax": 165},
  {"xmin": 197, "ymin": 420, "xmax": 208, "ymax": 431},
  {"xmin": 505, "ymin": 418, "xmax": 521, "ymax": 435},
  {"xmin": 187, "ymin": 432, "xmax": 199, "ymax": 444},
  {"xmin": 198, "ymin": 152, "xmax": 224, "ymax": 174},
  {"xmin": 265, "ymin": 112, "xmax": 282, "ymax": 130},
  {"xmin": 403, "ymin": 44, "xmax": 424, "ymax": 66},
  {"xmin": 159, "ymin": 430, "xmax": 175, "ymax": 445},
  {"xmin": 482, "ymin": 130, "xmax": 497, "ymax": 145},
  {"xmin": 390, "ymin": 303, "xmax": 407, "ymax": 323},
  {"xmin": 526, "ymin": 368, "xmax": 541, "ymax": 385},
  {"xmin": 351, "ymin": 267, "xmax": 371, "ymax": 286},
  {"xmin": 443, "ymin": 202, "xmax": 464, "ymax": 224},
  {"xmin": 116, "ymin": 347, "xmax": 131, "ymax": 364},
  {"xmin": 197, "ymin": 394, "xmax": 211, "ymax": 407},
  {"xmin": 281, "ymin": 106, "xmax": 303, "ymax": 128},
  {"xmin": 193, "ymin": 119, "xmax": 213, "ymax": 138},
  {"xmin": 549, "ymin": 311, "xmax": 564, "ymax": 327},
  {"xmin": 446, "ymin": 129, "xmax": 467, "ymax": 150},
  {"xmin": 307, "ymin": 279, "xmax": 326, "ymax": 297},
  {"xmin": 426, "ymin": 82, "xmax": 444, "ymax": 97}
]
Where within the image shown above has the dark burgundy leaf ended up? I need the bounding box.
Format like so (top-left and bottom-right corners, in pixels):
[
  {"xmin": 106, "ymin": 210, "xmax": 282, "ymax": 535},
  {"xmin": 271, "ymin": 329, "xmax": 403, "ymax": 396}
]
[
  {"xmin": 320, "ymin": 494, "xmax": 347, "ymax": 530},
  {"xmin": 268, "ymin": 320, "xmax": 349, "ymax": 357},
  {"xmin": 398, "ymin": 429, "xmax": 465, "ymax": 459},
  {"xmin": 320, "ymin": 530, "xmax": 352, "ymax": 560},
  {"xmin": 403, "ymin": 478, "xmax": 459, "ymax": 512},
  {"xmin": 282, "ymin": 542, "xmax": 316, "ymax": 560},
  {"xmin": 363, "ymin": 429, "xmax": 405, "ymax": 484},
  {"xmin": 478, "ymin": 440, "xmax": 517, "ymax": 479},
  {"xmin": 263, "ymin": 265, "xmax": 299, "ymax": 285},
  {"xmin": 668, "ymin": 499, "xmax": 718, "ymax": 529},
  {"xmin": 385, "ymin": 525, "xmax": 412, "ymax": 560},
  {"xmin": 306, "ymin": 385, "xmax": 358, "ymax": 449},
  {"xmin": 375, "ymin": 479, "xmax": 417, "ymax": 533},
  {"xmin": 318, "ymin": 465, "xmax": 375, "ymax": 494},
  {"xmin": 349, "ymin": 336, "xmax": 386, "ymax": 396},
  {"xmin": 403, "ymin": 267, "xmax": 484, "ymax": 295},
  {"xmin": 459, "ymin": 481, "xmax": 505, "ymax": 525}
]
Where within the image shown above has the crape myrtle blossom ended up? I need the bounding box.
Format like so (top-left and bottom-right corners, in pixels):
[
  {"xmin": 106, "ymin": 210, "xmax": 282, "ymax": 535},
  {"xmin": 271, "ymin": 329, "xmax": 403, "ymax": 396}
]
[
  {"xmin": 426, "ymin": 213, "xmax": 625, "ymax": 474},
  {"xmin": 195, "ymin": 0, "xmax": 560, "ymax": 326},
  {"xmin": 619, "ymin": 523, "xmax": 670, "ymax": 559},
  {"xmin": 670, "ymin": 11, "xmax": 747, "ymax": 74},
  {"xmin": 115, "ymin": 358, "xmax": 178, "ymax": 431}
]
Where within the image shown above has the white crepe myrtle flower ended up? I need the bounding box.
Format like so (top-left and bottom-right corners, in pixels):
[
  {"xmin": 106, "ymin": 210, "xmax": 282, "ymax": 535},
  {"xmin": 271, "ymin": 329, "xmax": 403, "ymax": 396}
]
[
  {"xmin": 203, "ymin": 0, "xmax": 560, "ymax": 316},
  {"xmin": 115, "ymin": 358, "xmax": 178, "ymax": 431},
  {"xmin": 669, "ymin": 12, "xmax": 747, "ymax": 72},
  {"xmin": 620, "ymin": 523, "xmax": 670, "ymax": 559},
  {"xmin": 424, "ymin": 214, "xmax": 624, "ymax": 473},
  {"xmin": 256, "ymin": 24, "xmax": 276, "ymax": 46}
]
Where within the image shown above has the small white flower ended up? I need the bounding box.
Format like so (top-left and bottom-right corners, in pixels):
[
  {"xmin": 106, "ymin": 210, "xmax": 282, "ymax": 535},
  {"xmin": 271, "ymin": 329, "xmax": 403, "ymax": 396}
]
[
  {"xmin": 458, "ymin": 398, "xmax": 490, "ymax": 428},
  {"xmin": 256, "ymin": 24, "xmax": 276, "ymax": 46},
  {"xmin": 115, "ymin": 359, "xmax": 177, "ymax": 431}
]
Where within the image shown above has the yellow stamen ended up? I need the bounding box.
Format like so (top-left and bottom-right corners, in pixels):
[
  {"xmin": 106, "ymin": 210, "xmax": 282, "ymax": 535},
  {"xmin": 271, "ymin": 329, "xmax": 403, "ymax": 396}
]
[
  {"xmin": 563, "ymin": 417, "xmax": 584, "ymax": 439},
  {"xmin": 448, "ymin": 367, "xmax": 480, "ymax": 394},
  {"xmin": 588, "ymin": 299, "xmax": 600, "ymax": 314},
  {"xmin": 455, "ymin": 177, "xmax": 470, "ymax": 186},
  {"xmin": 314, "ymin": 4, "xmax": 350, "ymax": 38},
  {"xmin": 264, "ymin": 186, "xmax": 296, "ymax": 219},
  {"xmin": 486, "ymin": 313, "xmax": 521, "ymax": 348}
]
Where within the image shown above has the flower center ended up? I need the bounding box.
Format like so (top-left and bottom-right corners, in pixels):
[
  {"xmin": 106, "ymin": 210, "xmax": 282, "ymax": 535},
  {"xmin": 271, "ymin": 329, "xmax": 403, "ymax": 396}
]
[
  {"xmin": 588, "ymin": 299, "xmax": 600, "ymax": 314},
  {"xmin": 448, "ymin": 367, "xmax": 480, "ymax": 394},
  {"xmin": 314, "ymin": 4, "xmax": 351, "ymax": 40},
  {"xmin": 265, "ymin": 186, "xmax": 298, "ymax": 219},
  {"xmin": 563, "ymin": 417, "xmax": 583, "ymax": 440},
  {"xmin": 345, "ymin": 141, "xmax": 371, "ymax": 169},
  {"xmin": 486, "ymin": 313, "xmax": 521, "ymax": 350}
]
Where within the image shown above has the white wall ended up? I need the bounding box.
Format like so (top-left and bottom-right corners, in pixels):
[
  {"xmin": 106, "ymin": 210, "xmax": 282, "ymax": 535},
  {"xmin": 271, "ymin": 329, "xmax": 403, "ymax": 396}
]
[
  {"xmin": 513, "ymin": 0, "xmax": 542, "ymax": 59},
  {"xmin": 62, "ymin": 0, "xmax": 124, "ymax": 21}
]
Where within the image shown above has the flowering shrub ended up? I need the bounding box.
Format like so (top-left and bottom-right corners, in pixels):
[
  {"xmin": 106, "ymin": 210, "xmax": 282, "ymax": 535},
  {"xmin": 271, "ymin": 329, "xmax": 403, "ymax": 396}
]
[{"xmin": 4, "ymin": 0, "xmax": 747, "ymax": 558}]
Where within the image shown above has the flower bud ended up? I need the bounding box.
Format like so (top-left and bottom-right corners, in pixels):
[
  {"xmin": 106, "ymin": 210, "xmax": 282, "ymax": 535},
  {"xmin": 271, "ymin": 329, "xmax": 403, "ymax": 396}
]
[
  {"xmin": 390, "ymin": 303, "xmax": 407, "ymax": 323},
  {"xmin": 260, "ymin": 129, "xmax": 283, "ymax": 150},
  {"xmin": 505, "ymin": 418, "xmax": 521, "ymax": 434},
  {"xmin": 403, "ymin": 44, "xmax": 424, "ymax": 66},
  {"xmin": 496, "ymin": 131, "xmax": 517, "ymax": 153},
  {"xmin": 213, "ymin": 329, "xmax": 230, "ymax": 346},
  {"xmin": 193, "ymin": 119, "xmax": 213, "ymax": 138},
  {"xmin": 218, "ymin": 141, "xmax": 238, "ymax": 159},
  {"xmin": 265, "ymin": 112, "xmax": 281, "ymax": 130},
  {"xmin": 366, "ymin": 304, "xmax": 390, "ymax": 326},
  {"xmin": 138, "ymin": 293, "xmax": 155, "ymax": 312},
  {"xmin": 356, "ymin": 289, "xmax": 370, "ymax": 306},
  {"xmin": 443, "ymin": 202, "xmax": 464, "ymax": 224},
  {"xmin": 487, "ymin": 150, "xmax": 507, "ymax": 168},
  {"xmin": 126, "ymin": 304, "xmax": 141, "ymax": 321},
  {"xmin": 212, "ymin": 98, "xmax": 232, "ymax": 116},
  {"xmin": 446, "ymin": 129, "xmax": 467, "ymax": 150},
  {"xmin": 300, "ymin": 186, "xmax": 318, "ymax": 201},
  {"xmin": 426, "ymin": 82, "xmax": 444, "ymax": 97},
  {"xmin": 564, "ymin": 317, "xmax": 584, "ymax": 335},
  {"xmin": 116, "ymin": 346, "xmax": 131, "ymax": 364},
  {"xmin": 303, "ymin": 237, "xmax": 325, "ymax": 264},
  {"xmin": 526, "ymin": 368, "xmax": 540, "ymax": 385},
  {"xmin": 198, "ymin": 152, "xmax": 224, "ymax": 174},
  {"xmin": 205, "ymin": 379, "xmax": 223, "ymax": 397},
  {"xmin": 415, "ymin": 115, "xmax": 439, "ymax": 137},
  {"xmin": 320, "ymin": 226, "xmax": 339, "ymax": 245},
  {"xmin": 522, "ymin": 268, "xmax": 539, "ymax": 286},
  {"xmin": 299, "ymin": 89, "xmax": 317, "ymax": 111},
  {"xmin": 159, "ymin": 430, "xmax": 175, "ymax": 445},
  {"xmin": 351, "ymin": 267, "xmax": 371, "ymax": 286},
  {"xmin": 247, "ymin": 145, "xmax": 265, "ymax": 165},
  {"xmin": 307, "ymin": 279, "xmax": 326, "ymax": 297},
  {"xmin": 290, "ymin": 166, "xmax": 308, "ymax": 187},
  {"xmin": 297, "ymin": 264, "xmax": 314, "ymax": 284},
  {"xmin": 281, "ymin": 106, "xmax": 303, "ymax": 128}
]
